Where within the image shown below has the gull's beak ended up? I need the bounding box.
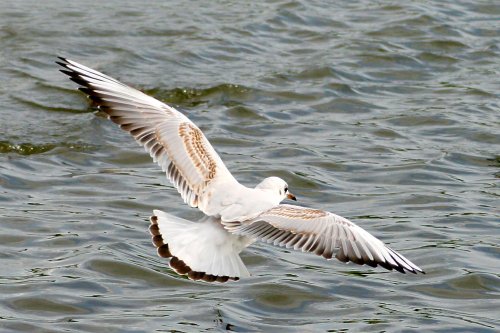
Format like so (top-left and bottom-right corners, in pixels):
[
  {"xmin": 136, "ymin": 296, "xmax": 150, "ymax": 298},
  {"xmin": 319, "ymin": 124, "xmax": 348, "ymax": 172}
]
[{"xmin": 287, "ymin": 193, "xmax": 297, "ymax": 201}]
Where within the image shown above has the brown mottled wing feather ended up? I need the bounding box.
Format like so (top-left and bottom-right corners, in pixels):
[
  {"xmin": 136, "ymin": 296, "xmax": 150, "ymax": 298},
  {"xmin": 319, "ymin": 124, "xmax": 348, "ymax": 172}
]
[
  {"xmin": 224, "ymin": 204, "xmax": 424, "ymax": 274},
  {"xmin": 57, "ymin": 57, "xmax": 238, "ymax": 213}
]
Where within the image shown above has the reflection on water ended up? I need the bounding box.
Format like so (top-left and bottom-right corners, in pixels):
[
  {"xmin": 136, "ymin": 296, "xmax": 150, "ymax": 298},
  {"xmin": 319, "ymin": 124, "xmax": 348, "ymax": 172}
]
[{"xmin": 1, "ymin": 0, "xmax": 499, "ymax": 332}]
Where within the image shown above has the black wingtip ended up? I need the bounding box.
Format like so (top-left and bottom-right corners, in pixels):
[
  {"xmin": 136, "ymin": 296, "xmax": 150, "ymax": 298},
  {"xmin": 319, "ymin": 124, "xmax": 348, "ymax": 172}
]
[
  {"xmin": 59, "ymin": 69, "xmax": 74, "ymax": 77},
  {"xmin": 396, "ymin": 266, "xmax": 406, "ymax": 274},
  {"xmin": 78, "ymin": 87, "xmax": 94, "ymax": 95},
  {"xmin": 57, "ymin": 56, "xmax": 68, "ymax": 63},
  {"xmin": 56, "ymin": 57, "xmax": 72, "ymax": 75}
]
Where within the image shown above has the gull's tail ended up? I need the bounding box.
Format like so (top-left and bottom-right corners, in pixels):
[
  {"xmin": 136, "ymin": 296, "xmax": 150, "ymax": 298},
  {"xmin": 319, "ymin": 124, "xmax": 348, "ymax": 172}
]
[{"xmin": 149, "ymin": 210, "xmax": 252, "ymax": 282}]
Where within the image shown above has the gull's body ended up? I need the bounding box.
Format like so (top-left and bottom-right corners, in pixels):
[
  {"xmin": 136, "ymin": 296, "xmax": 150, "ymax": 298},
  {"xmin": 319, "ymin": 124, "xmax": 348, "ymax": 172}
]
[{"xmin": 58, "ymin": 57, "xmax": 424, "ymax": 282}]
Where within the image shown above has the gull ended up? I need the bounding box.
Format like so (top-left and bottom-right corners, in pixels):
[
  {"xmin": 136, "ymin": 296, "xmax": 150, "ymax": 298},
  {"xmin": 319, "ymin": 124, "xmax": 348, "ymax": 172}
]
[{"xmin": 57, "ymin": 57, "xmax": 424, "ymax": 282}]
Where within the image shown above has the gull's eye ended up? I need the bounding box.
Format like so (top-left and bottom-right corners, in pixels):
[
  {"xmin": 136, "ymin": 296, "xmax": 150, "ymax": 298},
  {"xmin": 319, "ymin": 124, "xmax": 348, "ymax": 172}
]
[{"xmin": 284, "ymin": 187, "xmax": 288, "ymax": 193}]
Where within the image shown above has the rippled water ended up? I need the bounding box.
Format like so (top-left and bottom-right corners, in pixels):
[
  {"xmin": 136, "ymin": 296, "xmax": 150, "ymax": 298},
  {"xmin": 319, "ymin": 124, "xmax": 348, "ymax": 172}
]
[{"xmin": 1, "ymin": 0, "xmax": 499, "ymax": 332}]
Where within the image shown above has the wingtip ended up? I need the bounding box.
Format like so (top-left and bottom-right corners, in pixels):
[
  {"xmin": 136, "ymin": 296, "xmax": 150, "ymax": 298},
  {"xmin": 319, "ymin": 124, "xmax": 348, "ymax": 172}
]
[
  {"xmin": 56, "ymin": 56, "xmax": 69, "ymax": 65},
  {"xmin": 59, "ymin": 69, "xmax": 74, "ymax": 77},
  {"xmin": 399, "ymin": 264, "xmax": 425, "ymax": 275}
]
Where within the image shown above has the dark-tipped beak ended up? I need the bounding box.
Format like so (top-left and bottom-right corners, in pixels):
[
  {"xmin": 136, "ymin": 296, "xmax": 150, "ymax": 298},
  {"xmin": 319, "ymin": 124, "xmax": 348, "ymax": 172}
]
[{"xmin": 287, "ymin": 193, "xmax": 297, "ymax": 201}]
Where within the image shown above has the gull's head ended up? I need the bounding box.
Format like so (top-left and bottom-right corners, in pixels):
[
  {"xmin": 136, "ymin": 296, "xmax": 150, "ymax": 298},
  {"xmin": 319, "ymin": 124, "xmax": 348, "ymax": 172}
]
[{"xmin": 255, "ymin": 177, "xmax": 297, "ymax": 202}]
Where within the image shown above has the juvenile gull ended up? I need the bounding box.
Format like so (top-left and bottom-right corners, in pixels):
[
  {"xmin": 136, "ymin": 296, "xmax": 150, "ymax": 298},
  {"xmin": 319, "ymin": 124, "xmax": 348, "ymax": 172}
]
[{"xmin": 58, "ymin": 57, "xmax": 424, "ymax": 282}]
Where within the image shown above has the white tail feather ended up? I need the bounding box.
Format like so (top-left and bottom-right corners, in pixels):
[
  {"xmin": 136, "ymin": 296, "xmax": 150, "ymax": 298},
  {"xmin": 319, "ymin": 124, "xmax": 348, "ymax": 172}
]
[{"xmin": 153, "ymin": 210, "xmax": 252, "ymax": 279}]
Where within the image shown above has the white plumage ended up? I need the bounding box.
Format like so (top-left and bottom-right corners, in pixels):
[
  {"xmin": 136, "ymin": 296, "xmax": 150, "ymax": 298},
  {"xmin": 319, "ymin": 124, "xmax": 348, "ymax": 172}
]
[
  {"xmin": 58, "ymin": 57, "xmax": 424, "ymax": 282},
  {"xmin": 152, "ymin": 211, "xmax": 252, "ymax": 281}
]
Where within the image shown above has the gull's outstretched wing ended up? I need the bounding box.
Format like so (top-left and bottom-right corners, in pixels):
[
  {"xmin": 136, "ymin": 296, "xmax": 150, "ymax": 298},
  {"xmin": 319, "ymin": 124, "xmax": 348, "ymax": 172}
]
[
  {"xmin": 223, "ymin": 204, "xmax": 424, "ymax": 274},
  {"xmin": 57, "ymin": 57, "xmax": 239, "ymax": 214}
]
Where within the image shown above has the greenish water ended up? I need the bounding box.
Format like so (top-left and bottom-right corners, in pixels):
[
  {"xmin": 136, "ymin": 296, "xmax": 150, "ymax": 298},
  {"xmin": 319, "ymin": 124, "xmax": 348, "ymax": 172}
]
[{"xmin": 1, "ymin": 0, "xmax": 499, "ymax": 332}]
